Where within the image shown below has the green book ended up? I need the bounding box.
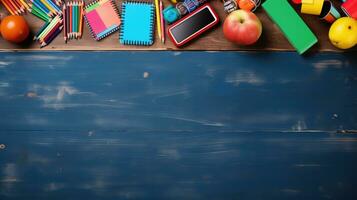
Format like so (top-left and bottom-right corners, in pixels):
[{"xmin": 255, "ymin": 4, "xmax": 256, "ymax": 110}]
[{"xmin": 262, "ymin": 0, "xmax": 318, "ymax": 54}]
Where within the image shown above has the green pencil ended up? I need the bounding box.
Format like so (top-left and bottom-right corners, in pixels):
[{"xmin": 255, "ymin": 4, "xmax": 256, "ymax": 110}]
[
  {"xmin": 30, "ymin": 4, "xmax": 51, "ymax": 21},
  {"xmin": 30, "ymin": 8, "xmax": 48, "ymax": 21},
  {"xmin": 74, "ymin": 2, "xmax": 78, "ymax": 39}
]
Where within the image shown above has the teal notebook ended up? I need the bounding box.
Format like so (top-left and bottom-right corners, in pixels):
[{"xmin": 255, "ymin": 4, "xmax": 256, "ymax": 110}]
[
  {"xmin": 262, "ymin": 0, "xmax": 318, "ymax": 54},
  {"xmin": 119, "ymin": 1, "xmax": 155, "ymax": 46}
]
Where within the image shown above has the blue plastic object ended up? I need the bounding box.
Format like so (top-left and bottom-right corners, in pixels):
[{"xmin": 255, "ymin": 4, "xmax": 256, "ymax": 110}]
[{"xmin": 163, "ymin": 5, "xmax": 180, "ymax": 24}]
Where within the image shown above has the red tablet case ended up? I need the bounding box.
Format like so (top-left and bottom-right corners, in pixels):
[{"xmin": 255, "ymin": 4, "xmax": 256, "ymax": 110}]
[{"xmin": 168, "ymin": 4, "xmax": 219, "ymax": 47}]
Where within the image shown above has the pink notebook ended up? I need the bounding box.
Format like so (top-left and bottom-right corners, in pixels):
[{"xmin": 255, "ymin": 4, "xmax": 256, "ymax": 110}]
[{"xmin": 84, "ymin": 0, "xmax": 121, "ymax": 40}]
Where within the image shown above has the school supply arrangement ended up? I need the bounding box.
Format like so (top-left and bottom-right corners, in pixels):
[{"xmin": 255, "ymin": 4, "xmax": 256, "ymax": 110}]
[
  {"xmin": 63, "ymin": 1, "xmax": 84, "ymax": 42},
  {"xmin": 119, "ymin": 1, "xmax": 155, "ymax": 46},
  {"xmin": 84, "ymin": 0, "xmax": 121, "ymax": 41},
  {"xmin": 34, "ymin": 14, "xmax": 63, "ymax": 47},
  {"xmin": 0, "ymin": 0, "xmax": 355, "ymax": 52}
]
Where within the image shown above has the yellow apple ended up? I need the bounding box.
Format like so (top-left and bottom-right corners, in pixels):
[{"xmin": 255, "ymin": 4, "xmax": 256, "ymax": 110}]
[{"xmin": 329, "ymin": 17, "xmax": 357, "ymax": 49}]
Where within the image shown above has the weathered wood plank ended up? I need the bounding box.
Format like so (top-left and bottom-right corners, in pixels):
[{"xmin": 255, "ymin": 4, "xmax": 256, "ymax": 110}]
[
  {"xmin": 0, "ymin": 52, "xmax": 356, "ymax": 131},
  {"xmin": 0, "ymin": 52, "xmax": 357, "ymax": 199},
  {"xmin": 1, "ymin": 131, "xmax": 357, "ymax": 200}
]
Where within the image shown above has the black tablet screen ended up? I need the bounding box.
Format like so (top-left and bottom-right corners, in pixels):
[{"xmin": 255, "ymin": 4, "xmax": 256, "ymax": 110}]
[{"xmin": 170, "ymin": 7, "xmax": 215, "ymax": 43}]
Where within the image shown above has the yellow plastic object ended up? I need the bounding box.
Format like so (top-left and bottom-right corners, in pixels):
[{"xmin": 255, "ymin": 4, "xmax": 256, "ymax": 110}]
[{"xmin": 301, "ymin": 0, "xmax": 324, "ymax": 15}]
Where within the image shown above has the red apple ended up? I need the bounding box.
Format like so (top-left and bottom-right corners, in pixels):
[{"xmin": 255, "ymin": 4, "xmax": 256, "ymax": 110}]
[{"xmin": 223, "ymin": 9, "xmax": 262, "ymax": 45}]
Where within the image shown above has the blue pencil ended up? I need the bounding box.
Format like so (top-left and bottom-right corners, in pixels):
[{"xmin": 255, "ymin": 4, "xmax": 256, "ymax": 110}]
[
  {"xmin": 32, "ymin": 0, "xmax": 51, "ymax": 16},
  {"xmin": 47, "ymin": 0, "xmax": 61, "ymax": 13}
]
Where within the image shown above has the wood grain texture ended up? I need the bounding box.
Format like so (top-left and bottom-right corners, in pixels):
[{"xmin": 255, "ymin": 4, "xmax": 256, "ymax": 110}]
[
  {"xmin": 0, "ymin": 0, "xmax": 356, "ymax": 51},
  {"xmin": 0, "ymin": 51, "xmax": 356, "ymax": 132},
  {"xmin": 0, "ymin": 52, "xmax": 357, "ymax": 199},
  {"xmin": 1, "ymin": 131, "xmax": 357, "ymax": 200}
]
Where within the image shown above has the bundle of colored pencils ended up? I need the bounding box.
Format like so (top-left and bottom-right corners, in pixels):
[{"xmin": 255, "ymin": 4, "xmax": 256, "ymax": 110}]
[
  {"xmin": 28, "ymin": 0, "xmax": 62, "ymax": 21},
  {"xmin": 34, "ymin": 14, "xmax": 63, "ymax": 47},
  {"xmin": 0, "ymin": 0, "xmax": 30, "ymax": 15},
  {"xmin": 63, "ymin": 1, "xmax": 84, "ymax": 42}
]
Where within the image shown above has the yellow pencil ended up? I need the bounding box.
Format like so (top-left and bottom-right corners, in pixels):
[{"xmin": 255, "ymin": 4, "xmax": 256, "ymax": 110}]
[
  {"xmin": 79, "ymin": 1, "xmax": 83, "ymax": 38},
  {"xmin": 1, "ymin": 0, "xmax": 16, "ymax": 15},
  {"xmin": 19, "ymin": 0, "xmax": 30, "ymax": 11},
  {"xmin": 40, "ymin": 0, "xmax": 56, "ymax": 15},
  {"xmin": 155, "ymin": 0, "xmax": 162, "ymax": 42}
]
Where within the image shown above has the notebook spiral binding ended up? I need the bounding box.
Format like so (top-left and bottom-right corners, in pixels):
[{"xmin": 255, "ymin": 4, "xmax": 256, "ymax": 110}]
[
  {"xmin": 84, "ymin": 0, "xmax": 121, "ymax": 40},
  {"xmin": 119, "ymin": 1, "xmax": 155, "ymax": 46}
]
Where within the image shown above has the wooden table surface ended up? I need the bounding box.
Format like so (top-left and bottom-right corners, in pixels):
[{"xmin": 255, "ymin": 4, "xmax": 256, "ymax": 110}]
[
  {"xmin": 1, "ymin": 51, "xmax": 357, "ymax": 199},
  {"xmin": 0, "ymin": 0, "xmax": 356, "ymax": 51}
]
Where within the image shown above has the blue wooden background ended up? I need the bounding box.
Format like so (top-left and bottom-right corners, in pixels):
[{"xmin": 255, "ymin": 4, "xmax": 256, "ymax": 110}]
[{"xmin": 0, "ymin": 52, "xmax": 356, "ymax": 199}]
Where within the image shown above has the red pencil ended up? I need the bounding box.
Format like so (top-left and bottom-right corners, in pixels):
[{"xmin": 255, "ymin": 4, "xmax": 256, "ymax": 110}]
[
  {"xmin": 69, "ymin": 2, "xmax": 72, "ymax": 40},
  {"xmin": 1, "ymin": 0, "xmax": 16, "ymax": 15},
  {"xmin": 11, "ymin": 0, "xmax": 23, "ymax": 14},
  {"xmin": 41, "ymin": 19, "xmax": 62, "ymax": 43},
  {"xmin": 4, "ymin": 0, "xmax": 18, "ymax": 15},
  {"xmin": 12, "ymin": 0, "xmax": 24, "ymax": 14},
  {"xmin": 63, "ymin": 4, "xmax": 67, "ymax": 42}
]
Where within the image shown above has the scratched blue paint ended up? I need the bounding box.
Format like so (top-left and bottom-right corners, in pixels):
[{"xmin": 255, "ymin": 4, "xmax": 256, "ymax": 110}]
[{"xmin": 0, "ymin": 52, "xmax": 357, "ymax": 199}]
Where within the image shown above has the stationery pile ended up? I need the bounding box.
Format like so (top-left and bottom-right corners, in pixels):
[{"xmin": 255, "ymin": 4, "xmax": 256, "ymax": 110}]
[
  {"xmin": 63, "ymin": 1, "xmax": 84, "ymax": 42},
  {"xmin": 29, "ymin": 0, "xmax": 62, "ymax": 21},
  {"xmin": 34, "ymin": 14, "xmax": 63, "ymax": 47},
  {"xmin": 0, "ymin": 0, "xmax": 29, "ymax": 15}
]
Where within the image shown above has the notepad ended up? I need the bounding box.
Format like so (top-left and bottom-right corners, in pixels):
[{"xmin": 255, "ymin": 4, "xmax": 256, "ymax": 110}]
[
  {"xmin": 120, "ymin": 1, "xmax": 155, "ymax": 46},
  {"xmin": 262, "ymin": 0, "xmax": 318, "ymax": 54},
  {"xmin": 84, "ymin": 0, "xmax": 121, "ymax": 40}
]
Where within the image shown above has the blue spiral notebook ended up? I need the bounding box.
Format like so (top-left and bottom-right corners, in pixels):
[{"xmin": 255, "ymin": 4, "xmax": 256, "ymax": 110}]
[{"xmin": 119, "ymin": 1, "xmax": 155, "ymax": 46}]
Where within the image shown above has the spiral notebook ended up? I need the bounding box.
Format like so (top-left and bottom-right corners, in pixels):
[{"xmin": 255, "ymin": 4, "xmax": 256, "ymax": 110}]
[
  {"xmin": 119, "ymin": 1, "xmax": 155, "ymax": 46},
  {"xmin": 84, "ymin": 0, "xmax": 121, "ymax": 40}
]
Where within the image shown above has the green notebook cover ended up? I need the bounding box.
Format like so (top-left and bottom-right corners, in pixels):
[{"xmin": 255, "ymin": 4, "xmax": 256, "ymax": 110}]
[{"xmin": 262, "ymin": 0, "xmax": 318, "ymax": 54}]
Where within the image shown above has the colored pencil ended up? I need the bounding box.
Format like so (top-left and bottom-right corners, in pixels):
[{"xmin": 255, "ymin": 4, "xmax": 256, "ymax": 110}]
[
  {"xmin": 35, "ymin": 20, "xmax": 50, "ymax": 38},
  {"xmin": 159, "ymin": 0, "xmax": 165, "ymax": 43},
  {"xmin": 12, "ymin": 0, "xmax": 25, "ymax": 13},
  {"xmin": 1, "ymin": 0, "xmax": 16, "ymax": 15},
  {"xmin": 47, "ymin": 0, "xmax": 60, "ymax": 13},
  {"xmin": 37, "ymin": 18, "xmax": 62, "ymax": 43},
  {"xmin": 6, "ymin": 0, "xmax": 20, "ymax": 15},
  {"xmin": 66, "ymin": 2, "xmax": 69, "ymax": 39},
  {"xmin": 63, "ymin": 4, "xmax": 67, "ymax": 42},
  {"xmin": 40, "ymin": 20, "xmax": 61, "ymax": 42},
  {"xmin": 36, "ymin": 15, "xmax": 60, "ymax": 40},
  {"xmin": 155, "ymin": 0, "xmax": 162, "ymax": 41},
  {"xmin": 19, "ymin": 0, "xmax": 30, "ymax": 11},
  {"xmin": 32, "ymin": 0, "xmax": 52, "ymax": 17},
  {"xmin": 30, "ymin": 5, "xmax": 49, "ymax": 21},
  {"xmin": 41, "ymin": 26, "xmax": 63, "ymax": 48},
  {"xmin": 79, "ymin": 1, "xmax": 83, "ymax": 38},
  {"xmin": 61, "ymin": 0, "xmax": 83, "ymax": 42},
  {"xmin": 69, "ymin": 2, "xmax": 72, "ymax": 39},
  {"xmin": 73, "ymin": 1, "xmax": 75, "ymax": 39},
  {"xmin": 29, "ymin": 3, "xmax": 51, "ymax": 20},
  {"xmin": 40, "ymin": 0, "xmax": 56, "ymax": 15},
  {"xmin": 77, "ymin": 1, "xmax": 80, "ymax": 39}
]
